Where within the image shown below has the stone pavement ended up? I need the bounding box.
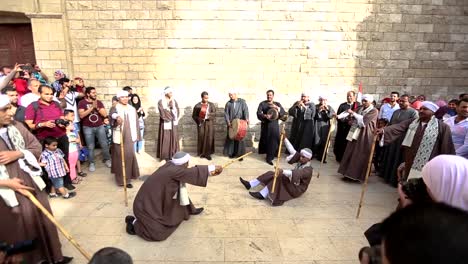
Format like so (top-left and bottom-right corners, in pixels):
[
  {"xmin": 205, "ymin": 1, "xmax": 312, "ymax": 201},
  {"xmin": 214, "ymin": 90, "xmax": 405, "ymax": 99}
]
[{"xmin": 50, "ymin": 152, "xmax": 397, "ymax": 264}]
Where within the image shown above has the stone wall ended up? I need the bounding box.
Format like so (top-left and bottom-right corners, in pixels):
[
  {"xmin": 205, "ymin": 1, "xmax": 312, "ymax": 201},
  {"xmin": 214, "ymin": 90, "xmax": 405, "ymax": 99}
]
[{"xmin": 0, "ymin": 0, "xmax": 467, "ymax": 155}]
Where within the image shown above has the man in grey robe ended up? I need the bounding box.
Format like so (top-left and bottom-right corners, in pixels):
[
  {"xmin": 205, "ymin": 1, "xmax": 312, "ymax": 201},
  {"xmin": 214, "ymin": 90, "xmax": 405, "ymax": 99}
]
[
  {"xmin": 313, "ymin": 95, "xmax": 335, "ymax": 163},
  {"xmin": 375, "ymin": 101, "xmax": 455, "ymax": 180},
  {"xmin": 157, "ymin": 86, "xmax": 180, "ymax": 161},
  {"xmin": 378, "ymin": 95, "xmax": 418, "ymax": 186},
  {"xmin": 333, "ymin": 91, "xmax": 360, "ymax": 162},
  {"xmin": 240, "ymin": 137, "xmax": 313, "ymax": 206},
  {"xmin": 125, "ymin": 152, "xmax": 223, "ymax": 241},
  {"xmin": 223, "ymin": 91, "xmax": 249, "ymax": 158},
  {"xmin": 288, "ymin": 92, "xmax": 316, "ymax": 151}
]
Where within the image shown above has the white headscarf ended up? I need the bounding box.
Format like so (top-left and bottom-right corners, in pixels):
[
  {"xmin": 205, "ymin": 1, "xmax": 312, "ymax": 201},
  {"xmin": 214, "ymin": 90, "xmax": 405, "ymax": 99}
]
[
  {"xmin": 171, "ymin": 151, "xmax": 191, "ymax": 165},
  {"xmin": 300, "ymin": 148, "xmax": 313, "ymax": 159},
  {"xmin": 0, "ymin": 95, "xmax": 10, "ymax": 108},
  {"xmin": 422, "ymin": 155, "xmax": 468, "ymax": 211},
  {"xmin": 362, "ymin": 94, "xmax": 374, "ymax": 102},
  {"xmin": 116, "ymin": 90, "xmax": 128, "ymax": 98},
  {"xmin": 164, "ymin": 86, "xmax": 173, "ymax": 95},
  {"xmin": 421, "ymin": 101, "xmax": 439, "ymax": 113}
]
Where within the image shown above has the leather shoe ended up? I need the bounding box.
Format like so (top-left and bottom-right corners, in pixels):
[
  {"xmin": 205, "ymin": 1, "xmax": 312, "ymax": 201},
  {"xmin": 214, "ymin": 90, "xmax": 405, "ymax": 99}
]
[
  {"xmin": 64, "ymin": 184, "xmax": 75, "ymax": 191},
  {"xmin": 239, "ymin": 158, "xmax": 244, "ymax": 161},
  {"xmin": 266, "ymin": 160, "xmax": 273, "ymax": 165},
  {"xmin": 125, "ymin": 215, "xmax": 135, "ymax": 224},
  {"xmin": 126, "ymin": 183, "xmax": 133, "ymax": 188},
  {"xmin": 239, "ymin": 177, "xmax": 251, "ymax": 190},
  {"xmin": 206, "ymin": 155, "xmax": 212, "ymax": 160},
  {"xmin": 55, "ymin": 256, "xmax": 73, "ymax": 264},
  {"xmin": 249, "ymin": 191, "xmax": 265, "ymax": 200},
  {"xmin": 191, "ymin": 207, "xmax": 204, "ymax": 215}
]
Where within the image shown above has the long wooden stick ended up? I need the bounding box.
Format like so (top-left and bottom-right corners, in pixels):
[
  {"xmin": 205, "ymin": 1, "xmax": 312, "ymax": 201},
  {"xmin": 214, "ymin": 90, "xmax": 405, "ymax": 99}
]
[
  {"xmin": 317, "ymin": 117, "xmax": 336, "ymax": 178},
  {"xmin": 356, "ymin": 134, "xmax": 379, "ymax": 219},
  {"xmin": 17, "ymin": 189, "xmax": 92, "ymax": 260},
  {"xmin": 120, "ymin": 129, "xmax": 128, "ymax": 207},
  {"xmin": 271, "ymin": 123, "xmax": 286, "ymax": 194},
  {"xmin": 222, "ymin": 151, "xmax": 253, "ymax": 169}
]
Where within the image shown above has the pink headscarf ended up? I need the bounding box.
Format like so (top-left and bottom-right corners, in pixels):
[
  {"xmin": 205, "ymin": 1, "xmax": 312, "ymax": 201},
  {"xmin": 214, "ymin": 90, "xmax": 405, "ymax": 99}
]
[{"xmin": 422, "ymin": 155, "xmax": 468, "ymax": 211}]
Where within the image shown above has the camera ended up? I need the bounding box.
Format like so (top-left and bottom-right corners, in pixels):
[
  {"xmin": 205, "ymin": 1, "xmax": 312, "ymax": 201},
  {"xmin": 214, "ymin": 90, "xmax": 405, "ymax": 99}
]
[{"xmin": 55, "ymin": 119, "xmax": 70, "ymax": 127}]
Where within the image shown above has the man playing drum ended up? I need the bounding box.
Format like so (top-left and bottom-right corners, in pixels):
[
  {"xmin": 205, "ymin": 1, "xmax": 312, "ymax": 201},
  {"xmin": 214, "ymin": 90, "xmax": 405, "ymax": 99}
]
[
  {"xmin": 223, "ymin": 90, "xmax": 249, "ymax": 159},
  {"xmin": 257, "ymin": 90, "xmax": 287, "ymax": 165}
]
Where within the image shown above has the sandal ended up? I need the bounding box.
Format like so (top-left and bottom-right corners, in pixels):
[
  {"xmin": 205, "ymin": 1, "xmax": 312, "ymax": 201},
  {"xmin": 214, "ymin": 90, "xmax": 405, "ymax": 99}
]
[
  {"xmin": 49, "ymin": 193, "xmax": 58, "ymax": 198},
  {"xmin": 78, "ymin": 171, "xmax": 87, "ymax": 177},
  {"xmin": 72, "ymin": 179, "xmax": 80, "ymax": 184}
]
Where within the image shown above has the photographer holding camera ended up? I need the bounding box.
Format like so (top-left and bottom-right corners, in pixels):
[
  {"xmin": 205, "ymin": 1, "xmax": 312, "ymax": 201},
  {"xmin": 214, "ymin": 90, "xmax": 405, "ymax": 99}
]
[
  {"xmin": 58, "ymin": 78, "xmax": 84, "ymax": 133},
  {"xmin": 24, "ymin": 85, "xmax": 75, "ymax": 191}
]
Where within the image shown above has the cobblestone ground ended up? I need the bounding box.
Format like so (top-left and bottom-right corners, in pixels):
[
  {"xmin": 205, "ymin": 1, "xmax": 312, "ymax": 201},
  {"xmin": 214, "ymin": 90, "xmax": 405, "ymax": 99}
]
[{"xmin": 51, "ymin": 151, "xmax": 396, "ymax": 264}]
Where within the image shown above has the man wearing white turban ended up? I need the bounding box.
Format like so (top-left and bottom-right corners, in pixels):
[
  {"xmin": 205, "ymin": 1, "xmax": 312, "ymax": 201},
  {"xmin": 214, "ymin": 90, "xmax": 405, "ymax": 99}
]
[
  {"xmin": 338, "ymin": 94, "xmax": 379, "ymax": 182},
  {"xmin": 239, "ymin": 136, "xmax": 314, "ymax": 206},
  {"xmin": 223, "ymin": 91, "xmax": 249, "ymax": 159},
  {"xmin": 157, "ymin": 86, "xmax": 180, "ymax": 161},
  {"xmin": 376, "ymin": 101, "xmax": 455, "ymax": 180},
  {"xmin": 109, "ymin": 90, "xmax": 140, "ymax": 188},
  {"xmin": 0, "ymin": 94, "xmax": 73, "ymax": 263},
  {"xmin": 125, "ymin": 151, "xmax": 223, "ymax": 241}
]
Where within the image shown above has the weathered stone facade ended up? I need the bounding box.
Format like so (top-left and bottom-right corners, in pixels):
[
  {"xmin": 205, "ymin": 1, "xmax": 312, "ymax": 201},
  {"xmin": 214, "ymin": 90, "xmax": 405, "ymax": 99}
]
[{"xmin": 0, "ymin": 0, "xmax": 467, "ymax": 155}]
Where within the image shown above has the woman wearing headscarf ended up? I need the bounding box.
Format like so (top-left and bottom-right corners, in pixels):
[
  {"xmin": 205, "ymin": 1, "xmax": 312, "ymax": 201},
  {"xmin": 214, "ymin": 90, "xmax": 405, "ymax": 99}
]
[{"xmin": 129, "ymin": 93, "xmax": 145, "ymax": 153}]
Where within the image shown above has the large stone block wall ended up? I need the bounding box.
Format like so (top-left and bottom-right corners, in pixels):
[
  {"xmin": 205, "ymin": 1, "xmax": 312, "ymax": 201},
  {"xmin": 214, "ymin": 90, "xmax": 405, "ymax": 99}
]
[{"xmin": 0, "ymin": 0, "xmax": 467, "ymax": 155}]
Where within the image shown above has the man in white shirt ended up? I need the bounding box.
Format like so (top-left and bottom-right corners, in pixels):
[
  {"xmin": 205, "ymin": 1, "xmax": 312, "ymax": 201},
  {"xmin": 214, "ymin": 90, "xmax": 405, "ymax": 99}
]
[
  {"xmin": 379, "ymin": 91, "xmax": 400, "ymax": 122},
  {"xmin": 445, "ymin": 98, "xmax": 468, "ymax": 159}
]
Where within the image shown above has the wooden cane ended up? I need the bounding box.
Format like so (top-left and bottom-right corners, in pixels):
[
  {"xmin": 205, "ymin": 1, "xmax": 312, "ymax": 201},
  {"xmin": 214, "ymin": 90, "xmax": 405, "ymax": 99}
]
[
  {"xmin": 17, "ymin": 189, "xmax": 92, "ymax": 260},
  {"xmin": 356, "ymin": 134, "xmax": 379, "ymax": 219},
  {"xmin": 221, "ymin": 151, "xmax": 253, "ymax": 169},
  {"xmin": 271, "ymin": 123, "xmax": 286, "ymax": 194},
  {"xmin": 317, "ymin": 117, "xmax": 336, "ymax": 178},
  {"xmin": 120, "ymin": 128, "xmax": 128, "ymax": 207}
]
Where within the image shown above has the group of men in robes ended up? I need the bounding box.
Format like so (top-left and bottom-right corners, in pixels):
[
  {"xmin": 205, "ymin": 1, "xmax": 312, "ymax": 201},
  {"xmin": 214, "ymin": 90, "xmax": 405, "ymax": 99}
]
[
  {"xmin": 0, "ymin": 94, "xmax": 72, "ymax": 263},
  {"xmin": 256, "ymin": 90, "xmax": 286, "ymax": 165}
]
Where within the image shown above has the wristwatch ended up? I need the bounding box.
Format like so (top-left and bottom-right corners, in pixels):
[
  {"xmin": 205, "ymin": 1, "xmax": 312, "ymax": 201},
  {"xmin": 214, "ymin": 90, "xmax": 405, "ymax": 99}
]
[{"xmin": 36, "ymin": 123, "xmax": 42, "ymax": 129}]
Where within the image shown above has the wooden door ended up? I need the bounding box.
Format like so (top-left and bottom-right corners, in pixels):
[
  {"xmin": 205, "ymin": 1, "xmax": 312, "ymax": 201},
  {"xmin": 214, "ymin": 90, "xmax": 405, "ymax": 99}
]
[{"xmin": 0, "ymin": 24, "xmax": 36, "ymax": 67}]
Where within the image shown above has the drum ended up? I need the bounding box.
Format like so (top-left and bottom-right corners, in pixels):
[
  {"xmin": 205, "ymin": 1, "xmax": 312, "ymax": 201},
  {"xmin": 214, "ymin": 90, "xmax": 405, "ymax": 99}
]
[
  {"xmin": 266, "ymin": 108, "xmax": 279, "ymax": 120},
  {"xmin": 228, "ymin": 118, "xmax": 248, "ymax": 141}
]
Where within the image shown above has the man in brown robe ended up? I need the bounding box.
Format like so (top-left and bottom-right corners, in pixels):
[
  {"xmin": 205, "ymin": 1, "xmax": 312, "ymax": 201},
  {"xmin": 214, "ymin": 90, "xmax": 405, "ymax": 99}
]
[
  {"xmin": 375, "ymin": 101, "xmax": 455, "ymax": 180},
  {"xmin": 110, "ymin": 90, "xmax": 140, "ymax": 188},
  {"xmin": 125, "ymin": 152, "xmax": 223, "ymax": 241},
  {"xmin": 157, "ymin": 86, "xmax": 180, "ymax": 161},
  {"xmin": 338, "ymin": 94, "xmax": 379, "ymax": 182},
  {"xmin": 239, "ymin": 136, "xmax": 313, "ymax": 206},
  {"xmin": 192, "ymin": 91, "xmax": 216, "ymax": 160},
  {"xmin": 0, "ymin": 95, "xmax": 72, "ymax": 263}
]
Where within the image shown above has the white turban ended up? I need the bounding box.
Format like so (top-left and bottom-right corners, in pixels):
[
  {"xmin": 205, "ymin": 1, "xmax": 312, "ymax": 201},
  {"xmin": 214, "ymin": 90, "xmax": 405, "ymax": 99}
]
[
  {"xmin": 171, "ymin": 151, "xmax": 191, "ymax": 165},
  {"xmin": 164, "ymin": 86, "xmax": 173, "ymax": 95},
  {"xmin": 362, "ymin": 94, "xmax": 374, "ymax": 102},
  {"xmin": 421, "ymin": 101, "xmax": 439, "ymax": 113},
  {"xmin": 228, "ymin": 89, "xmax": 237, "ymax": 95},
  {"xmin": 301, "ymin": 91, "xmax": 309, "ymax": 97},
  {"xmin": 300, "ymin": 148, "xmax": 313, "ymax": 159},
  {"xmin": 116, "ymin": 90, "xmax": 128, "ymax": 98},
  {"xmin": 0, "ymin": 95, "xmax": 10, "ymax": 108},
  {"xmin": 319, "ymin": 95, "xmax": 327, "ymax": 100}
]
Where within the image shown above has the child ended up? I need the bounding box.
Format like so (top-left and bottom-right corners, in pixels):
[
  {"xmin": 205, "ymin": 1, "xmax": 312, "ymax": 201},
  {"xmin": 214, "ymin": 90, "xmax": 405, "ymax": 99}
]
[
  {"xmin": 40, "ymin": 137, "xmax": 76, "ymax": 199},
  {"xmin": 64, "ymin": 109, "xmax": 87, "ymax": 179}
]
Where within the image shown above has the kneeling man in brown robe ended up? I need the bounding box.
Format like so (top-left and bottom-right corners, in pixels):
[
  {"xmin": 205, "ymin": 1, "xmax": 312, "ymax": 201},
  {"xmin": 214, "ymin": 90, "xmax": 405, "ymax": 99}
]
[
  {"xmin": 125, "ymin": 151, "xmax": 223, "ymax": 241},
  {"xmin": 240, "ymin": 137, "xmax": 313, "ymax": 206}
]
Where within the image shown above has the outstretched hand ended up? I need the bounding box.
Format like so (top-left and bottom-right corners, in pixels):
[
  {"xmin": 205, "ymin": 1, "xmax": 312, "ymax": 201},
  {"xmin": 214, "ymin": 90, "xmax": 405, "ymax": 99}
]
[{"xmin": 211, "ymin": 165, "xmax": 223, "ymax": 176}]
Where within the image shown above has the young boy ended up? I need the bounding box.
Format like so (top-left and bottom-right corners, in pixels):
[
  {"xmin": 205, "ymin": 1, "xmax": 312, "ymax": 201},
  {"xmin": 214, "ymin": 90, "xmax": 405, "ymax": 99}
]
[
  {"xmin": 64, "ymin": 109, "xmax": 87, "ymax": 177},
  {"xmin": 40, "ymin": 136, "xmax": 76, "ymax": 199}
]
